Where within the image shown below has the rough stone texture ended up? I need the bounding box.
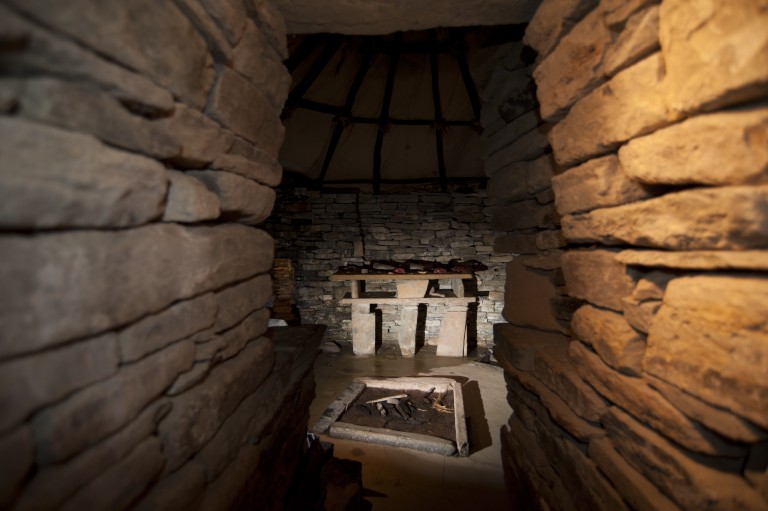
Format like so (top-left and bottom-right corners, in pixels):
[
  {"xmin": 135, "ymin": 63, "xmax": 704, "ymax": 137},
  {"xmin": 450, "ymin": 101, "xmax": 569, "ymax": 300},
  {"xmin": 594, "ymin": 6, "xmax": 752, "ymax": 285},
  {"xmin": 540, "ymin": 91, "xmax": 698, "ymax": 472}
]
[
  {"xmin": 198, "ymin": 0, "xmax": 248, "ymax": 44},
  {"xmin": 488, "ymin": 155, "xmax": 556, "ymax": 201},
  {"xmin": 163, "ymin": 170, "xmax": 221, "ymax": 223},
  {"xmin": 173, "ymin": 0, "xmax": 234, "ymax": 64},
  {"xmin": 8, "ymin": 78, "xmax": 180, "ymax": 159},
  {"xmin": 13, "ymin": 401, "xmax": 169, "ymax": 511},
  {"xmin": 244, "ymin": 0, "xmax": 290, "ymax": 59},
  {"xmin": 646, "ymin": 374, "xmax": 767, "ymax": 444},
  {"xmin": 32, "ymin": 341, "xmax": 194, "ymax": 464},
  {"xmin": 351, "ymin": 305, "xmax": 376, "ymax": 356},
  {"xmin": 117, "ymin": 293, "xmax": 217, "ymax": 363},
  {"xmin": 598, "ymin": 0, "xmax": 658, "ymax": 29},
  {"xmin": 0, "ymin": 224, "xmax": 273, "ymax": 357},
  {"xmin": 571, "ymin": 304, "xmax": 646, "ymax": 375},
  {"xmin": 0, "ymin": 5, "xmax": 173, "ymax": 112},
  {"xmin": 491, "ymin": 200, "xmax": 558, "ymax": 231},
  {"xmin": 232, "ymin": 21, "xmax": 291, "ymax": 109},
  {"xmin": 212, "ymin": 153, "xmax": 283, "ymax": 187},
  {"xmin": 188, "ymin": 170, "xmax": 276, "ymax": 225},
  {"xmin": 660, "ymin": 0, "xmax": 768, "ymax": 115},
  {"xmin": 621, "ymin": 298, "xmax": 660, "ymax": 334},
  {"xmin": 602, "ymin": 5, "xmax": 660, "ymax": 77},
  {"xmin": 561, "ymin": 249, "xmax": 636, "ymax": 311},
  {"xmin": 588, "ymin": 438, "xmax": 683, "ymax": 511},
  {"xmin": 604, "ymin": 407, "xmax": 768, "ymax": 511},
  {"xmin": 436, "ymin": 308, "xmax": 468, "ymax": 357},
  {"xmin": 158, "ymin": 337, "xmax": 274, "ymax": 473},
  {"xmin": 631, "ymin": 271, "xmax": 674, "ymax": 301},
  {"xmin": 217, "ymin": 309, "xmax": 270, "ymax": 361},
  {"xmin": 569, "ymin": 341, "xmax": 745, "ymax": 457},
  {"xmin": 213, "ymin": 274, "xmax": 272, "ymax": 332},
  {"xmin": 503, "ymin": 259, "xmax": 566, "ymax": 332},
  {"xmin": 0, "ymin": 427, "xmax": 33, "ymax": 508},
  {"xmin": 536, "ymin": 229, "xmax": 567, "ymax": 250},
  {"xmin": 562, "ymin": 185, "xmax": 768, "ymax": 250},
  {"xmin": 0, "ymin": 334, "xmax": 119, "ymax": 434},
  {"xmin": 645, "ymin": 274, "xmax": 768, "ymax": 429},
  {"xmin": 533, "ymin": 345, "xmax": 607, "ymax": 422},
  {"xmin": 156, "ymin": 103, "xmax": 234, "ymax": 168},
  {"xmin": 206, "ymin": 68, "xmax": 284, "ymax": 156},
  {"xmin": 7, "ymin": 0, "xmax": 216, "ymax": 109},
  {"xmin": 482, "ymin": 110, "xmax": 540, "ymax": 158},
  {"xmin": 484, "ymin": 124, "xmax": 551, "ymax": 175},
  {"xmin": 550, "ymin": 53, "xmax": 680, "ymax": 167},
  {"xmin": 616, "ymin": 249, "xmax": 768, "ymax": 271},
  {"xmin": 551, "ymin": 154, "xmax": 651, "ymax": 215},
  {"xmin": 59, "ymin": 436, "xmax": 165, "ymax": 511},
  {"xmin": 134, "ymin": 461, "xmax": 207, "ymax": 511},
  {"xmin": 524, "ymin": 0, "xmax": 599, "ymax": 59},
  {"xmin": 0, "ymin": 117, "xmax": 168, "ymax": 229},
  {"xmin": 618, "ymin": 107, "xmax": 768, "ymax": 186},
  {"xmin": 520, "ymin": 250, "xmax": 562, "ymax": 271},
  {"xmin": 494, "ymin": 323, "xmax": 569, "ymax": 371},
  {"xmin": 534, "ymin": 9, "xmax": 613, "ymax": 121},
  {"xmin": 276, "ymin": 0, "xmax": 539, "ymax": 34}
]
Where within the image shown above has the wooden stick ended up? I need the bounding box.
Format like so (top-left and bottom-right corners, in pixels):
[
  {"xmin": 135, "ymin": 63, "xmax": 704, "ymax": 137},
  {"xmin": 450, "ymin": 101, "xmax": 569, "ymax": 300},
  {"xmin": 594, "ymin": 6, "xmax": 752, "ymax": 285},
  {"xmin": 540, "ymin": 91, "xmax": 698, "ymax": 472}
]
[{"xmin": 366, "ymin": 393, "xmax": 407, "ymax": 404}]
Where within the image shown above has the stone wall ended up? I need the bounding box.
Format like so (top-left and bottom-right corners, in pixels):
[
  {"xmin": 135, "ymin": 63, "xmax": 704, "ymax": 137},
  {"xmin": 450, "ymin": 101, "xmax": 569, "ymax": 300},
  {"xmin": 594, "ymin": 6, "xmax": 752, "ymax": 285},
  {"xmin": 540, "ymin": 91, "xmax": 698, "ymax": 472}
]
[
  {"xmin": 0, "ymin": 1, "xmax": 318, "ymax": 509},
  {"xmin": 266, "ymin": 188, "xmax": 512, "ymax": 349},
  {"xmin": 493, "ymin": 0, "xmax": 768, "ymax": 510}
]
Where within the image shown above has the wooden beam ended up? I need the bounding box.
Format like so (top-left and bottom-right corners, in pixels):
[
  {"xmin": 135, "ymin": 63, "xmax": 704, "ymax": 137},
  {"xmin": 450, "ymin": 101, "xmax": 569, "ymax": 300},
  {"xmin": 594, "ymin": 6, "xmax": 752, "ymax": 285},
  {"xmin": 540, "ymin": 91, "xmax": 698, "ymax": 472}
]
[
  {"xmin": 373, "ymin": 35, "xmax": 401, "ymax": 194},
  {"xmin": 282, "ymin": 39, "xmax": 341, "ymax": 119}
]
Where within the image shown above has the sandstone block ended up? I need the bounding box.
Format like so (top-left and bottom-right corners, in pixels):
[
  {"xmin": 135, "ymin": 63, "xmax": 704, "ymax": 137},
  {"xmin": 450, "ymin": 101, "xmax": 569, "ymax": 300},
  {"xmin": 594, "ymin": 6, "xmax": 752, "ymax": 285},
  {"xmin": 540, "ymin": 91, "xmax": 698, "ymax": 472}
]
[
  {"xmin": 645, "ymin": 274, "xmax": 768, "ymax": 429},
  {"xmin": 494, "ymin": 323, "xmax": 568, "ymax": 371},
  {"xmin": 351, "ymin": 304, "xmax": 376, "ymax": 356},
  {"xmin": 616, "ymin": 249, "xmax": 768, "ymax": 271},
  {"xmin": 173, "ymin": 0, "xmax": 234, "ymax": 63},
  {"xmin": 494, "ymin": 233, "xmax": 538, "ymax": 254},
  {"xmin": 631, "ymin": 270, "xmax": 675, "ymax": 301},
  {"xmin": 243, "ymin": 0, "xmax": 290, "ymax": 59},
  {"xmin": 213, "ymin": 274, "xmax": 272, "ymax": 332},
  {"xmin": 7, "ymin": 0, "xmax": 215, "ymax": 108},
  {"xmin": 524, "ymin": 0, "xmax": 599, "ymax": 59},
  {"xmin": 0, "ymin": 224, "xmax": 274, "ymax": 355},
  {"xmin": 550, "ymin": 53, "xmax": 680, "ymax": 167},
  {"xmin": 14, "ymin": 401, "xmax": 169, "ymax": 511},
  {"xmin": 569, "ymin": 341, "xmax": 744, "ymax": 457},
  {"xmin": 551, "ymin": 154, "xmax": 651, "ymax": 216},
  {"xmin": 163, "ymin": 170, "xmax": 221, "ymax": 223},
  {"xmin": 646, "ymin": 374, "xmax": 767, "ymax": 444},
  {"xmin": 571, "ymin": 304, "xmax": 646, "ymax": 375},
  {"xmin": 482, "ymin": 65, "xmax": 532, "ymax": 105},
  {"xmin": 619, "ymin": 107, "xmax": 768, "ymax": 186},
  {"xmin": 621, "ymin": 298, "xmax": 660, "ymax": 334},
  {"xmin": 602, "ymin": 5, "xmax": 660, "ymax": 77},
  {"xmin": 561, "ymin": 249, "xmax": 636, "ymax": 311},
  {"xmin": 598, "ymin": 0, "xmax": 658, "ymax": 29},
  {"xmin": 117, "ymin": 293, "xmax": 217, "ymax": 363},
  {"xmin": 0, "ymin": 334, "xmax": 119, "ymax": 434},
  {"xmin": 491, "ymin": 200, "xmax": 558, "ymax": 231},
  {"xmin": 484, "ymin": 124, "xmax": 551, "ymax": 175},
  {"xmin": 660, "ymin": 0, "xmax": 768, "ymax": 115},
  {"xmin": 507, "ymin": 364, "xmax": 605, "ymax": 442},
  {"xmin": 206, "ymin": 68, "xmax": 284, "ymax": 156},
  {"xmin": 563, "ymin": 185, "xmax": 768, "ymax": 250},
  {"xmin": 0, "ymin": 427, "xmax": 33, "ymax": 509},
  {"xmin": 535, "ymin": 229, "xmax": 566, "ymax": 250},
  {"xmin": 188, "ymin": 170, "xmax": 276, "ymax": 225},
  {"xmin": 157, "ymin": 103, "xmax": 234, "ymax": 167},
  {"xmin": 588, "ymin": 438, "xmax": 683, "ymax": 511},
  {"xmin": 217, "ymin": 309, "xmax": 270, "ymax": 361},
  {"xmin": 33, "ymin": 340, "xmax": 193, "ymax": 463},
  {"xmin": 167, "ymin": 360, "xmax": 215, "ymax": 396},
  {"xmin": 436, "ymin": 308, "xmax": 468, "ymax": 357},
  {"xmin": 10, "ymin": 78, "xmax": 180, "ymax": 159},
  {"xmin": 157, "ymin": 337, "xmax": 275, "ymax": 473},
  {"xmin": 520, "ymin": 250, "xmax": 562, "ymax": 271},
  {"xmin": 502, "ymin": 259, "xmax": 567, "ymax": 332},
  {"xmin": 604, "ymin": 407, "xmax": 767, "ymax": 511},
  {"xmin": 0, "ymin": 117, "xmax": 167, "ymax": 229},
  {"xmin": 212, "ymin": 153, "xmax": 283, "ymax": 187},
  {"xmin": 197, "ymin": 0, "xmax": 248, "ymax": 45},
  {"xmin": 0, "ymin": 6, "xmax": 173, "ymax": 112},
  {"xmin": 59, "ymin": 436, "xmax": 165, "ymax": 511},
  {"xmin": 534, "ymin": 9, "xmax": 613, "ymax": 121},
  {"xmin": 232, "ymin": 21, "xmax": 291, "ymax": 109},
  {"xmin": 134, "ymin": 461, "xmax": 206, "ymax": 511},
  {"xmin": 482, "ymin": 110, "xmax": 539, "ymax": 158},
  {"xmin": 488, "ymin": 154, "xmax": 555, "ymax": 200},
  {"xmin": 533, "ymin": 345, "xmax": 607, "ymax": 422}
]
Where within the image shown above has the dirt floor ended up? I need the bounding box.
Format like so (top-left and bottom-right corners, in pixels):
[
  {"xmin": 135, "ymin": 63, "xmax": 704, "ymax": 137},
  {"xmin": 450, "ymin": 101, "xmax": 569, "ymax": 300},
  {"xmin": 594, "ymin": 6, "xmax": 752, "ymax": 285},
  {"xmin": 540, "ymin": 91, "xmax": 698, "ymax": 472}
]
[{"xmin": 338, "ymin": 387, "xmax": 456, "ymax": 442}]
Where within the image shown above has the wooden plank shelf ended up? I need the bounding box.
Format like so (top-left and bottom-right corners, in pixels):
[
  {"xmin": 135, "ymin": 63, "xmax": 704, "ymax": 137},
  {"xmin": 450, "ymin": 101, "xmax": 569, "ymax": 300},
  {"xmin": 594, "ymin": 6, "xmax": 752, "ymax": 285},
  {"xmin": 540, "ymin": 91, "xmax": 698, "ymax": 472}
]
[
  {"xmin": 341, "ymin": 292, "xmax": 475, "ymax": 305},
  {"xmin": 330, "ymin": 272, "xmax": 473, "ymax": 281}
]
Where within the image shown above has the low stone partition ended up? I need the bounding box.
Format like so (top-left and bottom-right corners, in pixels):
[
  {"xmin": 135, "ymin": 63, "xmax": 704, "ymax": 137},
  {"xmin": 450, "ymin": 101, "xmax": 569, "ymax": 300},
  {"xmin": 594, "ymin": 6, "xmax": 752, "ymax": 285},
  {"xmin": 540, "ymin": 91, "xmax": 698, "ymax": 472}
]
[
  {"xmin": 492, "ymin": 0, "xmax": 768, "ymax": 509},
  {"xmin": 0, "ymin": 1, "xmax": 317, "ymax": 509}
]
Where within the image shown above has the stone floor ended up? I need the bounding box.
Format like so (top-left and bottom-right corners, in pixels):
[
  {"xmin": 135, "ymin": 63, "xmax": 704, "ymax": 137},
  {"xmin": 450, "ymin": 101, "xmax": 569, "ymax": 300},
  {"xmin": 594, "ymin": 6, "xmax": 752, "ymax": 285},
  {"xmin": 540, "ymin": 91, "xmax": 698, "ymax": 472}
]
[{"xmin": 310, "ymin": 343, "xmax": 513, "ymax": 510}]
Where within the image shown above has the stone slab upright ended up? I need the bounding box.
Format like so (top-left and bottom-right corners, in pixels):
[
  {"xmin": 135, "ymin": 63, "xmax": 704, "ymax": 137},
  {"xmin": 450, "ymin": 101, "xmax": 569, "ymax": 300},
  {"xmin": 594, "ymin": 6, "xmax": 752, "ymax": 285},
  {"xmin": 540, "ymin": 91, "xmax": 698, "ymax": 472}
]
[
  {"xmin": 397, "ymin": 305, "xmax": 419, "ymax": 357},
  {"xmin": 437, "ymin": 305, "xmax": 468, "ymax": 357},
  {"xmin": 351, "ymin": 304, "xmax": 375, "ymax": 355}
]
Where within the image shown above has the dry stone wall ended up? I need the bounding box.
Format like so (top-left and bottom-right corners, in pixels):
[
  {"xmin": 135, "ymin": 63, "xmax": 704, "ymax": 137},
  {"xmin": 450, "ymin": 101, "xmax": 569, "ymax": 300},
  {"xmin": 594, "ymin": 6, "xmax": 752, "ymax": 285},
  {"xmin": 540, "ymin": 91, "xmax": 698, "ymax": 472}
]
[
  {"xmin": 494, "ymin": 0, "xmax": 768, "ymax": 509},
  {"xmin": 266, "ymin": 188, "xmax": 511, "ymax": 349},
  {"xmin": 0, "ymin": 1, "xmax": 317, "ymax": 510}
]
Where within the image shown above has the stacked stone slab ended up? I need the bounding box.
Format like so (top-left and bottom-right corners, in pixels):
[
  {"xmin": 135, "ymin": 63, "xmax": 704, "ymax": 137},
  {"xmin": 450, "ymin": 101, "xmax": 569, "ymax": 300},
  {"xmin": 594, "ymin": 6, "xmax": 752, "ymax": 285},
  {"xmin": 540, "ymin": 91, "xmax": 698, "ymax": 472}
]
[
  {"xmin": 0, "ymin": 1, "xmax": 321, "ymax": 509},
  {"xmin": 496, "ymin": 0, "xmax": 768, "ymax": 509},
  {"xmin": 265, "ymin": 189, "xmax": 510, "ymax": 349}
]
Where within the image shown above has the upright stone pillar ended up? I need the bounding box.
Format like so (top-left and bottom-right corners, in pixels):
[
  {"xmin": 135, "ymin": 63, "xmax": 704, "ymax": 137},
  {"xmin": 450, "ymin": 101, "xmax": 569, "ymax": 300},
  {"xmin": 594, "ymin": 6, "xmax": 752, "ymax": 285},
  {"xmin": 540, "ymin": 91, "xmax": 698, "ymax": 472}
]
[
  {"xmin": 398, "ymin": 305, "xmax": 419, "ymax": 357},
  {"xmin": 351, "ymin": 304, "xmax": 375, "ymax": 355},
  {"xmin": 437, "ymin": 304, "xmax": 468, "ymax": 357}
]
